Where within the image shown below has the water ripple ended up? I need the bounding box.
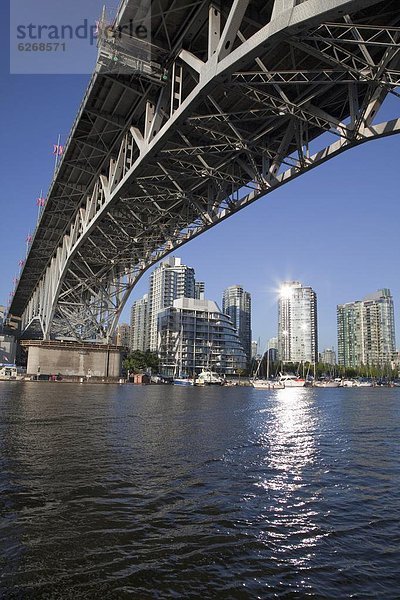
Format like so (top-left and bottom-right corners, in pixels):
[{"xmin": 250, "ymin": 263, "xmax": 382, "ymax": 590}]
[{"xmin": 0, "ymin": 383, "xmax": 400, "ymax": 598}]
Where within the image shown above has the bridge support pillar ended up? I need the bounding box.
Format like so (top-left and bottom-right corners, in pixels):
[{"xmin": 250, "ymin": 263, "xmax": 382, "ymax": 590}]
[{"xmin": 21, "ymin": 340, "xmax": 124, "ymax": 380}]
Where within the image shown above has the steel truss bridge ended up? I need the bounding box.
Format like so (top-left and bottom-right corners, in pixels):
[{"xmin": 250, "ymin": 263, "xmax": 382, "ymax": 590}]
[{"xmin": 8, "ymin": 0, "xmax": 400, "ymax": 341}]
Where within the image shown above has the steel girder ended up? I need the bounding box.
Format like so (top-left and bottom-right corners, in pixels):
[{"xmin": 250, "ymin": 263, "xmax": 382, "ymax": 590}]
[{"xmin": 9, "ymin": 0, "xmax": 400, "ymax": 341}]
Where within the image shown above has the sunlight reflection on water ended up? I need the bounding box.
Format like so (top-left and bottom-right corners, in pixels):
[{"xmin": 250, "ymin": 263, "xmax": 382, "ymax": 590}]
[{"xmin": 252, "ymin": 388, "xmax": 323, "ymax": 572}]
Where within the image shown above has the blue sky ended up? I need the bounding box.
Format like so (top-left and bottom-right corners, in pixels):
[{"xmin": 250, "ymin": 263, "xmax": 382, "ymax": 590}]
[{"xmin": 1, "ymin": 1, "xmax": 400, "ymax": 351}]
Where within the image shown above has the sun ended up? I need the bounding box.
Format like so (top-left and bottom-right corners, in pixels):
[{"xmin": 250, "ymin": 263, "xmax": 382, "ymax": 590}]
[{"xmin": 279, "ymin": 284, "xmax": 293, "ymax": 300}]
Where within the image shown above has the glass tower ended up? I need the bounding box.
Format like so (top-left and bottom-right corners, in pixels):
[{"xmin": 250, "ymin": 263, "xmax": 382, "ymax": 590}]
[
  {"xmin": 278, "ymin": 281, "xmax": 318, "ymax": 363},
  {"xmin": 222, "ymin": 285, "xmax": 252, "ymax": 365},
  {"xmin": 130, "ymin": 294, "xmax": 148, "ymax": 351}
]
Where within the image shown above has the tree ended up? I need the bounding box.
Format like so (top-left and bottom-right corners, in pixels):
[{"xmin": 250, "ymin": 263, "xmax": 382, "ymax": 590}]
[
  {"xmin": 236, "ymin": 368, "xmax": 246, "ymax": 384},
  {"xmin": 123, "ymin": 350, "xmax": 159, "ymax": 374}
]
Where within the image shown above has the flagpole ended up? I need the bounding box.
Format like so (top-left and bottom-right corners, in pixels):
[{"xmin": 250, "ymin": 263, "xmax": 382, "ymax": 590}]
[
  {"xmin": 26, "ymin": 232, "xmax": 32, "ymax": 258},
  {"xmin": 54, "ymin": 133, "xmax": 61, "ymax": 175},
  {"xmin": 37, "ymin": 189, "xmax": 43, "ymax": 224}
]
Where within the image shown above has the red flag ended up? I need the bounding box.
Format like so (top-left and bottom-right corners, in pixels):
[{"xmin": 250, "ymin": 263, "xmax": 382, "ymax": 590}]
[
  {"xmin": 53, "ymin": 144, "xmax": 64, "ymax": 156},
  {"xmin": 36, "ymin": 197, "xmax": 46, "ymax": 207}
]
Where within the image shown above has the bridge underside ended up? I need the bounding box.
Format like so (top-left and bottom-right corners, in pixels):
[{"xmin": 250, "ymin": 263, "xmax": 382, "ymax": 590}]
[{"xmin": 8, "ymin": 0, "xmax": 400, "ymax": 341}]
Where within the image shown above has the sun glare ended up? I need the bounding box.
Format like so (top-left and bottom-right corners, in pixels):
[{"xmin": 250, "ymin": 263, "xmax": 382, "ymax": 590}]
[{"xmin": 279, "ymin": 285, "xmax": 293, "ymax": 300}]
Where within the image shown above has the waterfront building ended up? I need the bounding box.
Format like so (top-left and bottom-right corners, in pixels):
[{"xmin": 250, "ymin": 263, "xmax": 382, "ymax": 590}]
[
  {"xmin": 337, "ymin": 289, "xmax": 395, "ymax": 368},
  {"xmin": 0, "ymin": 334, "xmax": 16, "ymax": 365},
  {"xmin": 130, "ymin": 294, "xmax": 148, "ymax": 351},
  {"xmin": 148, "ymin": 257, "xmax": 196, "ymax": 351},
  {"xmin": 158, "ymin": 298, "xmax": 247, "ymax": 376},
  {"xmin": 0, "ymin": 305, "xmax": 5, "ymax": 332},
  {"xmin": 278, "ymin": 281, "xmax": 318, "ymax": 363},
  {"xmin": 222, "ymin": 285, "xmax": 252, "ymax": 364},
  {"xmin": 195, "ymin": 282, "xmax": 205, "ymax": 300},
  {"xmin": 116, "ymin": 323, "xmax": 131, "ymax": 348},
  {"xmin": 320, "ymin": 348, "xmax": 336, "ymax": 365},
  {"xmin": 391, "ymin": 350, "xmax": 400, "ymax": 372},
  {"xmin": 251, "ymin": 340, "xmax": 258, "ymax": 359}
]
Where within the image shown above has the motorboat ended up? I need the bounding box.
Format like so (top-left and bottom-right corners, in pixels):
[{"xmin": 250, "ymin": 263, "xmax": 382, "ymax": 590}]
[
  {"xmin": 0, "ymin": 365, "xmax": 18, "ymax": 381},
  {"xmin": 278, "ymin": 374, "xmax": 306, "ymax": 388},
  {"xmin": 173, "ymin": 376, "xmax": 194, "ymax": 386},
  {"xmin": 341, "ymin": 379, "xmax": 356, "ymax": 387},
  {"xmin": 354, "ymin": 380, "xmax": 374, "ymax": 387},
  {"xmin": 196, "ymin": 370, "xmax": 224, "ymax": 385}
]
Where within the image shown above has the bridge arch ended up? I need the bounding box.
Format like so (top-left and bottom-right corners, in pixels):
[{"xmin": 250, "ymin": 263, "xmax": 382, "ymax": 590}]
[{"xmin": 9, "ymin": 0, "xmax": 400, "ymax": 341}]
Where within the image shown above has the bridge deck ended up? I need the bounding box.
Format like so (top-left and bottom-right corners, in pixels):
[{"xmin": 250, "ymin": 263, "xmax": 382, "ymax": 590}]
[{"xmin": 8, "ymin": 0, "xmax": 400, "ymax": 339}]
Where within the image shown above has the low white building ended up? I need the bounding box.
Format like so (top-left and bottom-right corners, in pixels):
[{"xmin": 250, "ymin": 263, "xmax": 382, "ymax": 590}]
[{"xmin": 158, "ymin": 298, "xmax": 247, "ymax": 376}]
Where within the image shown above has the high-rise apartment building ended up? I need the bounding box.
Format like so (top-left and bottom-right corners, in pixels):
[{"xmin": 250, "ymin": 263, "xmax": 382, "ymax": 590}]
[
  {"xmin": 0, "ymin": 306, "xmax": 5, "ymax": 331},
  {"xmin": 158, "ymin": 298, "xmax": 247, "ymax": 376},
  {"xmin": 337, "ymin": 289, "xmax": 395, "ymax": 368},
  {"xmin": 268, "ymin": 337, "xmax": 279, "ymax": 363},
  {"xmin": 320, "ymin": 348, "xmax": 337, "ymax": 365},
  {"xmin": 116, "ymin": 323, "xmax": 131, "ymax": 348},
  {"xmin": 130, "ymin": 294, "xmax": 148, "ymax": 351},
  {"xmin": 278, "ymin": 281, "xmax": 318, "ymax": 363},
  {"xmin": 337, "ymin": 302, "xmax": 363, "ymax": 367},
  {"xmin": 147, "ymin": 257, "xmax": 196, "ymax": 351},
  {"xmin": 222, "ymin": 285, "xmax": 252, "ymax": 364},
  {"xmin": 195, "ymin": 281, "xmax": 205, "ymax": 300}
]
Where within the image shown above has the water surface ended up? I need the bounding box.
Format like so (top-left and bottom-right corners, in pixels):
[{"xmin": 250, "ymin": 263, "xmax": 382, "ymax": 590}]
[{"xmin": 1, "ymin": 383, "xmax": 399, "ymax": 598}]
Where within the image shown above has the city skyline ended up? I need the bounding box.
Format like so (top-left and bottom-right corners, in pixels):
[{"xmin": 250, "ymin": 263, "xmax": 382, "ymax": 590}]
[
  {"xmin": 126, "ymin": 255, "xmax": 400, "ymax": 353},
  {"xmin": 2, "ymin": 0, "xmax": 400, "ymax": 348},
  {"xmin": 124, "ymin": 255, "xmax": 396, "ymax": 366}
]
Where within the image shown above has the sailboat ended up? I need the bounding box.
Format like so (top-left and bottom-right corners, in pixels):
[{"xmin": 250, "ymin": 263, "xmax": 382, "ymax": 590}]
[
  {"xmin": 251, "ymin": 344, "xmax": 284, "ymax": 389},
  {"xmin": 195, "ymin": 341, "xmax": 224, "ymax": 385},
  {"xmin": 314, "ymin": 379, "xmax": 341, "ymax": 388},
  {"xmin": 173, "ymin": 322, "xmax": 194, "ymax": 386},
  {"xmin": 313, "ymin": 362, "xmax": 340, "ymax": 387}
]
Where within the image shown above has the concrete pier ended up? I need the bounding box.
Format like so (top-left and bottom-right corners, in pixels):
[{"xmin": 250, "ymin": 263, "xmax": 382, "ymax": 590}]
[{"xmin": 21, "ymin": 340, "xmax": 123, "ymax": 379}]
